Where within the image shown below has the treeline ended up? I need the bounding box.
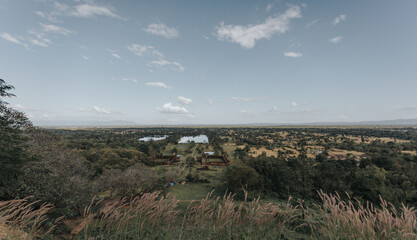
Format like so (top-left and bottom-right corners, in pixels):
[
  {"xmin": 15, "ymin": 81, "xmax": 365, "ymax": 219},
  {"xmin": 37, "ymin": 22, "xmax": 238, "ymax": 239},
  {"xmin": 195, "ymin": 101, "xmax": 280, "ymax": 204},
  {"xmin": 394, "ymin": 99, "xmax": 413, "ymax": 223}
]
[{"xmin": 226, "ymin": 149, "xmax": 417, "ymax": 206}]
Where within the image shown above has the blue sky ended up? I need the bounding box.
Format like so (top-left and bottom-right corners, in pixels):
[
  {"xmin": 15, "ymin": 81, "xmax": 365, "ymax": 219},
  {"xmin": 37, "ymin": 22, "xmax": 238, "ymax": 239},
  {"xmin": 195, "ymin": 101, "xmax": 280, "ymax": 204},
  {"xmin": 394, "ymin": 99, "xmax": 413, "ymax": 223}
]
[{"xmin": 1, "ymin": 0, "xmax": 416, "ymax": 125}]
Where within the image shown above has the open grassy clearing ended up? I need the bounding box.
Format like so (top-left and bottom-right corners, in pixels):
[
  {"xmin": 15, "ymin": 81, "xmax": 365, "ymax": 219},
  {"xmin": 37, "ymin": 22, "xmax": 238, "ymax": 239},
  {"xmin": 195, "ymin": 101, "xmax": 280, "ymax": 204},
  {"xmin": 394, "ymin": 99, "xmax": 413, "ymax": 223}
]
[
  {"xmin": 402, "ymin": 150, "xmax": 417, "ymax": 155},
  {"xmin": 221, "ymin": 143, "xmax": 238, "ymax": 161},
  {"xmin": 328, "ymin": 148, "xmax": 365, "ymax": 157},
  {"xmin": 249, "ymin": 147, "xmax": 278, "ymax": 157}
]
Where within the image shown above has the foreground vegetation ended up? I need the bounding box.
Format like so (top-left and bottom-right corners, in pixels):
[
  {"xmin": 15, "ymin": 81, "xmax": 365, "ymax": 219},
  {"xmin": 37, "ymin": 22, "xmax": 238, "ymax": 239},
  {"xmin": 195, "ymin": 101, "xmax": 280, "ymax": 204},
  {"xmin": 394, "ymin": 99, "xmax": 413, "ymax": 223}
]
[
  {"xmin": 2, "ymin": 79, "xmax": 417, "ymax": 239},
  {"xmin": 1, "ymin": 191, "xmax": 416, "ymax": 239}
]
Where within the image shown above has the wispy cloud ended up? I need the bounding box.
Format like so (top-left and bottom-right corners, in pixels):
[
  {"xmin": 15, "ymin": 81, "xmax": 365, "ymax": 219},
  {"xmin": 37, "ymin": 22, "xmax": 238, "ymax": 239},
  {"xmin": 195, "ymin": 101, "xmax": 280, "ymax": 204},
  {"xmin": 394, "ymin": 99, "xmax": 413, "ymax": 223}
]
[
  {"xmin": 127, "ymin": 44, "xmax": 162, "ymax": 57},
  {"xmin": 143, "ymin": 23, "xmax": 178, "ymax": 39},
  {"xmin": 292, "ymin": 102, "xmax": 298, "ymax": 107},
  {"xmin": 333, "ymin": 14, "xmax": 346, "ymax": 26},
  {"xmin": 92, "ymin": 106, "xmax": 119, "ymax": 114},
  {"xmin": 148, "ymin": 59, "xmax": 185, "ymax": 72},
  {"xmin": 0, "ymin": 32, "xmax": 22, "ymax": 45},
  {"xmin": 127, "ymin": 43, "xmax": 183, "ymax": 72},
  {"xmin": 4, "ymin": 23, "xmax": 72, "ymax": 49},
  {"xmin": 120, "ymin": 78, "xmax": 138, "ymax": 83},
  {"xmin": 207, "ymin": 99, "xmax": 213, "ymax": 105},
  {"xmin": 40, "ymin": 23, "xmax": 73, "ymax": 35},
  {"xmin": 178, "ymin": 96, "xmax": 192, "ymax": 105},
  {"xmin": 145, "ymin": 82, "xmax": 170, "ymax": 88},
  {"xmin": 215, "ymin": 5, "xmax": 302, "ymax": 49},
  {"xmin": 35, "ymin": 1, "xmax": 123, "ymax": 22},
  {"xmin": 111, "ymin": 53, "xmax": 121, "ymax": 59},
  {"xmin": 232, "ymin": 96, "xmax": 263, "ymax": 102},
  {"xmin": 107, "ymin": 49, "xmax": 121, "ymax": 59},
  {"xmin": 284, "ymin": 51, "xmax": 303, "ymax": 58},
  {"xmin": 28, "ymin": 30, "xmax": 51, "ymax": 47},
  {"xmin": 329, "ymin": 36, "xmax": 343, "ymax": 44},
  {"xmin": 157, "ymin": 103, "xmax": 189, "ymax": 114},
  {"xmin": 127, "ymin": 44, "xmax": 153, "ymax": 56},
  {"xmin": 70, "ymin": 3, "xmax": 121, "ymax": 19}
]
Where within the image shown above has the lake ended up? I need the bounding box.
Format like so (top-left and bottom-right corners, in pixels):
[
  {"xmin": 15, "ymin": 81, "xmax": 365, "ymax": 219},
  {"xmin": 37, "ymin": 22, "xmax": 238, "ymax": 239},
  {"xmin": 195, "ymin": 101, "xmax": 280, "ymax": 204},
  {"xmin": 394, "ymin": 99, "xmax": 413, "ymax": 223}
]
[
  {"xmin": 138, "ymin": 135, "xmax": 168, "ymax": 142},
  {"xmin": 178, "ymin": 135, "xmax": 209, "ymax": 143}
]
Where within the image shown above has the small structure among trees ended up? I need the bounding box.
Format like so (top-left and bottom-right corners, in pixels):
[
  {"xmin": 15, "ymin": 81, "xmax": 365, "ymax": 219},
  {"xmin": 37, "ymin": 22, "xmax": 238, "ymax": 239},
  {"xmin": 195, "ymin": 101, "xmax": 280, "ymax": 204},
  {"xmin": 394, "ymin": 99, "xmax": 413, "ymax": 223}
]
[
  {"xmin": 198, "ymin": 154, "xmax": 230, "ymax": 166},
  {"xmin": 152, "ymin": 153, "xmax": 180, "ymax": 165}
]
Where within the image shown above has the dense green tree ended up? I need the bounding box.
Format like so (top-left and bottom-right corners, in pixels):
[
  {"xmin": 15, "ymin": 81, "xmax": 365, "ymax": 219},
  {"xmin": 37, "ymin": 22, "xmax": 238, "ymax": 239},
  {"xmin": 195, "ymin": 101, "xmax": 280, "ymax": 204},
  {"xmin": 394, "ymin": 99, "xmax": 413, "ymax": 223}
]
[
  {"xmin": 97, "ymin": 163, "xmax": 159, "ymax": 198},
  {"xmin": 0, "ymin": 79, "xmax": 31, "ymax": 199},
  {"xmin": 225, "ymin": 163, "xmax": 260, "ymax": 198},
  {"xmin": 21, "ymin": 128, "xmax": 93, "ymax": 217},
  {"xmin": 185, "ymin": 156, "xmax": 196, "ymax": 172}
]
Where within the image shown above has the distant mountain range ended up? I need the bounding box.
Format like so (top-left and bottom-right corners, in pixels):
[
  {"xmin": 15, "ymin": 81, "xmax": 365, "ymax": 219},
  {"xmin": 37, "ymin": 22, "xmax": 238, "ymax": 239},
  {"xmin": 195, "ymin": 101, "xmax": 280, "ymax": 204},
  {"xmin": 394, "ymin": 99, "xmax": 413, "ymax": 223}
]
[
  {"xmin": 34, "ymin": 118, "xmax": 417, "ymax": 128},
  {"xmin": 250, "ymin": 118, "xmax": 417, "ymax": 127},
  {"xmin": 35, "ymin": 120, "xmax": 140, "ymax": 127}
]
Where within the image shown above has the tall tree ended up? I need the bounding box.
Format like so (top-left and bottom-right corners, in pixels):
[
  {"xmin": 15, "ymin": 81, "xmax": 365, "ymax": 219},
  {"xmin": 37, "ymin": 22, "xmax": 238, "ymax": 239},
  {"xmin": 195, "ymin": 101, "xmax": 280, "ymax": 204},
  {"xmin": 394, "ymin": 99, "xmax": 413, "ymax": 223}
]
[{"xmin": 0, "ymin": 79, "xmax": 31, "ymax": 198}]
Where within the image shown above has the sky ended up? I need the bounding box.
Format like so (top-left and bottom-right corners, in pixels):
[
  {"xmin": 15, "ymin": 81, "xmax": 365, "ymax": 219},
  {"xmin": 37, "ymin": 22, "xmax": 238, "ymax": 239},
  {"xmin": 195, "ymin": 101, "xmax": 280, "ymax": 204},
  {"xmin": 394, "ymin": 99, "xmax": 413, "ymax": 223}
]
[{"xmin": 1, "ymin": 0, "xmax": 417, "ymax": 125}]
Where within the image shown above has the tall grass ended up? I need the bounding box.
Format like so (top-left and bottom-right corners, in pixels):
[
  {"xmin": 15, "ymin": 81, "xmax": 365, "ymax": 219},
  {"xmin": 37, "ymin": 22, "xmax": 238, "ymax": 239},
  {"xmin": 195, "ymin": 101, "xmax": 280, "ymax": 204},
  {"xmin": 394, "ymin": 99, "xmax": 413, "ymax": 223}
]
[
  {"xmin": 0, "ymin": 197, "xmax": 60, "ymax": 239},
  {"xmin": 183, "ymin": 191, "xmax": 299, "ymax": 239},
  {"xmin": 2, "ymin": 191, "xmax": 416, "ymax": 239},
  {"xmin": 306, "ymin": 190, "xmax": 417, "ymax": 240},
  {"xmin": 77, "ymin": 191, "xmax": 300, "ymax": 239}
]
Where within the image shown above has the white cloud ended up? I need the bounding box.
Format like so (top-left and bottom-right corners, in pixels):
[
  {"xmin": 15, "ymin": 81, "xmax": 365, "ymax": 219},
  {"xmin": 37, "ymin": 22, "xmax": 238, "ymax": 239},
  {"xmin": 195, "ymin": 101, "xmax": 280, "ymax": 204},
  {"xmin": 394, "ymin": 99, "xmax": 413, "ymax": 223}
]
[
  {"xmin": 111, "ymin": 53, "xmax": 121, "ymax": 59},
  {"xmin": 144, "ymin": 23, "xmax": 179, "ymax": 39},
  {"xmin": 292, "ymin": 102, "xmax": 298, "ymax": 107},
  {"xmin": 329, "ymin": 36, "xmax": 343, "ymax": 44},
  {"xmin": 0, "ymin": 32, "xmax": 22, "ymax": 45},
  {"xmin": 34, "ymin": 2, "xmax": 123, "ymax": 22},
  {"xmin": 121, "ymin": 78, "xmax": 138, "ymax": 83},
  {"xmin": 215, "ymin": 5, "xmax": 302, "ymax": 49},
  {"xmin": 29, "ymin": 38, "xmax": 48, "ymax": 47},
  {"xmin": 92, "ymin": 106, "xmax": 117, "ymax": 114},
  {"xmin": 54, "ymin": 2, "xmax": 69, "ymax": 12},
  {"xmin": 232, "ymin": 96, "xmax": 263, "ymax": 102},
  {"xmin": 127, "ymin": 44, "xmax": 163, "ymax": 58},
  {"xmin": 148, "ymin": 59, "xmax": 185, "ymax": 72},
  {"xmin": 35, "ymin": 11, "xmax": 46, "ymax": 18},
  {"xmin": 145, "ymin": 82, "xmax": 170, "ymax": 88},
  {"xmin": 127, "ymin": 44, "xmax": 153, "ymax": 56},
  {"xmin": 106, "ymin": 48, "xmax": 121, "ymax": 59},
  {"xmin": 82, "ymin": 56, "xmax": 90, "ymax": 60},
  {"xmin": 207, "ymin": 99, "xmax": 213, "ymax": 105},
  {"xmin": 333, "ymin": 14, "xmax": 346, "ymax": 26},
  {"xmin": 157, "ymin": 103, "xmax": 189, "ymax": 114},
  {"xmin": 269, "ymin": 106, "xmax": 278, "ymax": 112},
  {"xmin": 178, "ymin": 96, "xmax": 192, "ymax": 105},
  {"xmin": 284, "ymin": 51, "xmax": 303, "ymax": 58},
  {"xmin": 70, "ymin": 4, "xmax": 120, "ymax": 19},
  {"xmin": 40, "ymin": 23, "xmax": 73, "ymax": 35},
  {"xmin": 28, "ymin": 30, "xmax": 51, "ymax": 47},
  {"xmin": 127, "ymin": 43, "xmax": 183, "ymax": 72}
]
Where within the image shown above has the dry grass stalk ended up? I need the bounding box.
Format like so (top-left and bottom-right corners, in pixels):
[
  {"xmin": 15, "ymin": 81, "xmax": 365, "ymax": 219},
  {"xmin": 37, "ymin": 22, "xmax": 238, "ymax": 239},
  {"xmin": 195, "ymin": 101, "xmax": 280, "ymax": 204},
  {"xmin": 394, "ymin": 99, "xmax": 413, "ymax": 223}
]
[
  {"xmin": 81, "ymin": 191, "xmax": 180, "ymax": 237},
  {"xmin": 309, "ymin": 190, "xmax": 417, "ymax": 240},
  {"xmin": 0, "ymin": 197, "xmax": 59, "ymax": 239}
]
